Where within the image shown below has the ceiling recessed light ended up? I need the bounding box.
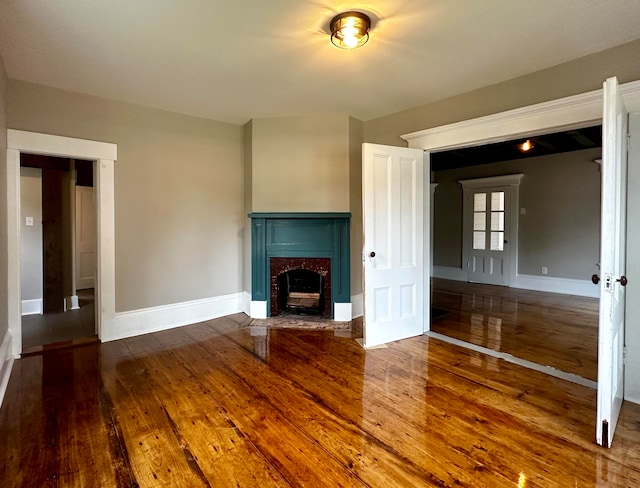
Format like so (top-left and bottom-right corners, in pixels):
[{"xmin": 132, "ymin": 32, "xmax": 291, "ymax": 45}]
[
  {"xmin": 330, "ymin": 11, "xmax": 371, "ymax": 49},
  {"xmin": 519, "ymin": 139, "xmax": 534, "ymax": 152}
]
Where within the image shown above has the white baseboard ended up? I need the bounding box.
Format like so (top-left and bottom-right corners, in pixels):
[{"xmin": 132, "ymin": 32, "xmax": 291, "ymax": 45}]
[
  {"xmin": 64, "ymin": 295, "xmax": 80, "ymax": 311},
  {"xmin": 351, "ymin": 294, "xmax": 363, "ymax": 318},
  {"xmin": 513, "ymin": 274, "xmax": 598, "ymax": 298},
  {"xmin": 0, "ymin": 331, "xmax": 16, "ymax": 409},
  {"xmin": 250, "ymin": 300, "xmax": 268, "ymax": 319},
  {"xmin": 433, "ymin": 266, "xmax": 466, "ymax": 281},
  {"xmin": 242, "ymin": 291, "xmax": 251, "ymax": 316},
  {"xmin": 104, "ymin": 292, "xmax": 245, "ymax": 342},
  {"xmin": 334, "ymin": 302, "xmax": 352, "ymax": 321},
  {"xmin": 625, "ymin": 393, "xmax": 640, "ymax": 405},
  {"xmin": 21, "ymin": 298, "xmax": 42, "ymax": 316},
  {"xmin": 431, "ymin": 267, "xmax": 598, "ymax": 298}
]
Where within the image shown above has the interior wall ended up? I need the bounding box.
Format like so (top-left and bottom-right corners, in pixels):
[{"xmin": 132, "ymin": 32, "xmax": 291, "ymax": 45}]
[
  {"xmin": 19, "ymin": 167, "xmax": 42, "ymax": 303},
  {"xmin": 364, "ymin": 39, "xmax": 640, "ymax": 146},
  {"xmin": 242, "ymin": 120, "xmax": 252, "ymax": 294},
  {"xmin": 250, "ymin": 116, "xmax": 350, "ymax": 212},
  {"xmin": 7, "ymin": 80, "xmax": 244, "ymax": 313},
  {"xmin": 432, "ymin": 148, "xmax": 602, "ymax": 280},
  {"xmin": 0, "ymin": 54, "xmax": 8, "ymax": 340},
  {"xmin": 349, "ymin": 117, "xmax": 364, "ymax": 296},
  {"xmin": 626, "ymin": 113, "xmax": 640, "ymax": 404}
]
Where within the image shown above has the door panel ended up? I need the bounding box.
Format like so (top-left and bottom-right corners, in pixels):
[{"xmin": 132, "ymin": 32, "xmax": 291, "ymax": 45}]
[
  {"xmin": 363, "ymin": 144, "xmax": 425, "ymax": 347},
  {"xmin": 75, "ymin": 186, "xmax": 96, "ymax": 290},
  {"xmin": 596, "ymin": 77, "xmax": 628, "ymax": 448},
  {"xmin": 467, "ymin": 186, "xmax": 511, "ymax": 285}
]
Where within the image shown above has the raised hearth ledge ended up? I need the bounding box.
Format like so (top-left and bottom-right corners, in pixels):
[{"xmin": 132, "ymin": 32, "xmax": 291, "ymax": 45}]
[{"xmin": 249, "ymin": 300, "xmax": 352, "ymax": 321}]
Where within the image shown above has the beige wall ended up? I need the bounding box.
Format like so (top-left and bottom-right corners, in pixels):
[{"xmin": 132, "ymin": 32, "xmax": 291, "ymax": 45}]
[
  {"xmin": 433, "ymin": 148, "xmax": 601, "ymax": 280},
  {"xmin": 0, "ymin": 54, "xmax": 7, "ymax": 339},
  {"xmin": 627, "ymin": 114, "xmax": 640, "ymax": 403},
  {"xmin": 364, "ymin": 39, "xmax": 640, "ymax": 146},
  {"xmin": 19, "ymin": 167, "xmax": 43, "ymax": 301},
  {"xmin": 242, "ymin": 121, "xmax": 253, "ymax": 293},
  {"xmin": 250, "ymin": 116, "xmax": 350, "ymax": 212},
  {"xmin": 349, "ymin": 117, "xmax": 364, "ymax": 296},
  {"xmin": 8, "ymin": 80, "xmax": 244, "ymax": 313}
]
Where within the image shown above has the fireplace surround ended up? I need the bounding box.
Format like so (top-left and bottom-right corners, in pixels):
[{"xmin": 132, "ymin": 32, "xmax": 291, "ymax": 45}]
[{"xmin": 248, "ymin": 212, "xmax": 351, "ymax": 320}]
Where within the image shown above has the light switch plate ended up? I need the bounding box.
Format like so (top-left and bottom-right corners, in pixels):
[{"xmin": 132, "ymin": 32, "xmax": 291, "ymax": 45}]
[{"xmin": 26, "ymin": 216, "xmax": 34, "ymax": 226}]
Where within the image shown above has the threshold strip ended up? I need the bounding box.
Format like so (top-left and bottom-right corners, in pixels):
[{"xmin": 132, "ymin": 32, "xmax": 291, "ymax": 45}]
[{"xmin": 425, "ymin": 331, "xmax": 597, "ymax": 390}]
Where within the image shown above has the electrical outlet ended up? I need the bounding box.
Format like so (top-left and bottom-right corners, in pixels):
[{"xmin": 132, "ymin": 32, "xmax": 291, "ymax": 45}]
[{"xmin": 541, "ymin": 267, "xmax": 548, "ymax": 275}]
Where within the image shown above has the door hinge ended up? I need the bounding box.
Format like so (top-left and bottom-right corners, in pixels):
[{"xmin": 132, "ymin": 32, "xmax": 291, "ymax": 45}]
[{"xmin": 624, "ymin": 346, "xmax": 627, "ymax": 365}]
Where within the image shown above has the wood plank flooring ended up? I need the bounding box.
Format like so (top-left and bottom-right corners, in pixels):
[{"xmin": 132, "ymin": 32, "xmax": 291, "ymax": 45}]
[
  {"xmin": 1, "ymin": 313, "xmax": 639, "ymax": 487},
  {"xmin": 431, "ymin": 278, "xmax": 599, "ymax": 381}
]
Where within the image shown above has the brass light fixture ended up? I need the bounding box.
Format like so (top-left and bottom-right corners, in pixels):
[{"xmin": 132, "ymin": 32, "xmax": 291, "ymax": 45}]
[{"xmin": 330, "ymin": 11, "xmax": 371, "ymax": 49}]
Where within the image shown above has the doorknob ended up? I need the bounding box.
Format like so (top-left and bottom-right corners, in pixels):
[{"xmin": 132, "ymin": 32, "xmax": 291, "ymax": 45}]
[
  {"xmin": 617, "ymin": 276, "xmax": 628, "ymax": 286},
  {"xmin": 592, "ymin": 274, "xmax": 600, "ymax": 285},
  {"xmin": 369, "ymin": 251, "xmax": 376, "ymax": 258}
]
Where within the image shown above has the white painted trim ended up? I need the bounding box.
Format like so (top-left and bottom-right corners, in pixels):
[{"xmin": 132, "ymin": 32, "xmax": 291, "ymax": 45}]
[
  {"xmin": 8, "ymin": 130, "xmax": 117, "ymax": 161},
  {"xmin": 458, "ymin": 174, "xmax": 524, "ymax": 189},
  {"xmin": 351, "ymin": 293, "xmax": 364, "ymax": 318},
  {"xmin": 0, "ymin": 331, "xmax": 16, "ymax": 409},
  {"xmin": 242, "ymin": 291, "xmax": 252, "ymax": 316},
  {"xmin": 7, "ymin": 130, "xmax": 118, "ymax": 355},
  {"xmin": 334, "ymin": 302, "xmax": 352, "ymax": 322},
  {"xmin": 514, "ymin": 274, "xmax": 599, "ymax": 298},
  {"xmin": 21, "ymin": 299, "xmax": 43, "ymax": 315},
  {"xmin": 64, "ymin": 295, "xmax": 80, "ymax": 311},
  {"xmin": 426, "ymin": 331, "xmax": 597, "ymax": 389},
  {"xmin": 402, "ymin": 80, "xmax": 640, "ymax": 151},
  {"xmin": 433, "ymin": 270, "xmax": 598, "ymax": 298},
  {"xmin": 250, "ymin": 300, "xmax": 268, "ymax": 319},
  {"xmin": 432, "ymin": 266, "xmax": 466, "ymax": 281},
  {"xmin": 105, "ymin": 292, "xmax": 244, "ymax": 342}
]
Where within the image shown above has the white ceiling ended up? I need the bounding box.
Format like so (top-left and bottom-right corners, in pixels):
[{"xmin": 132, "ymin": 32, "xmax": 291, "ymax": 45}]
[{"xmin": 1, "ymin": 0, "xmax": 640, "ymax": 125}]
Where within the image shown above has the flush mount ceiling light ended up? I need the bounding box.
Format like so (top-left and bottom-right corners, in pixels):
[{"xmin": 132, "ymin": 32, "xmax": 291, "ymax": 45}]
[{"xmin": 330, "ymin": 11, "xmax": 371, "ymax": 49}]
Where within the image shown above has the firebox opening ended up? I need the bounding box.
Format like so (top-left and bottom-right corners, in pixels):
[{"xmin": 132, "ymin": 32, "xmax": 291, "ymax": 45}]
[{"xmin": 277, "ymin": 269, "xmax": 325, "ymax": 316}]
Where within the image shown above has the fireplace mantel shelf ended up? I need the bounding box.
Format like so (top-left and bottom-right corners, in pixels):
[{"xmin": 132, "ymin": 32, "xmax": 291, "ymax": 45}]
[{"xmin": 248, "ymin": 212, "xmax": 351, "ymax": 219}]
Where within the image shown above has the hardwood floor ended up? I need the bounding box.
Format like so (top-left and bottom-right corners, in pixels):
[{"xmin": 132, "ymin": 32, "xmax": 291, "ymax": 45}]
[
  {"xmin": 431, "ymin": 278, "xmax": 599, "ymax": 381},
  {"xmin": 1, "ymin": 313, "xmax": 639, "ymax": 487},
  {"xmin": 21, "ymin": 288, "xmax": 97, "ymax": 353}
]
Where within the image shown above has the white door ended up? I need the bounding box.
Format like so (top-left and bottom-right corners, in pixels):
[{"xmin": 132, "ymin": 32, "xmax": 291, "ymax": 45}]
[
  {"xmin": 596, "ymin": 77, "xmax": 629, "ymax": 448},
  {"xmin": 75, "ymin": 186, "xmax": 96, "ymax": 290},
  {"xmin": 362, "ymin": 143, "xmax": 426, "ymax": 347},
  {"xmin": 465, "ymin": 186, "xmax": 511, "ymax": 285}
]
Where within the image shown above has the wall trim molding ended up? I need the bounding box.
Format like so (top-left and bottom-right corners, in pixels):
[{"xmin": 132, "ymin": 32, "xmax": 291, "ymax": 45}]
[
  {"xmin": 7, "ymin": 129, "xmax": 118, "ymax": 356},
  {"xmin": 433, "ymin": 266, "xmax": 466, "ymax": 281},
  {"xmin": 104, "ymin": 292, "xmax": 244, "ymax": 342},
  {"xmin": 334, "ymin": 303, "xmax": 352, "ymax": 322},
  {"xmin": 513, "ymin": 274, "xmax": 599, "ymax": 298},
  {"xmin": 21, "ymin": 298, "xmax": 43, "ymax": 316},
  {"xmin": 432, "ymin": 268, "xmax": 598, "ymax": 298},
  {"xmin": 0, "ymin": 331, "xmax": 16, "ymax": 409},
  {"xmin": 242, "ymin": 291, "xmax": 251, "ymax": 316},
  {"xmin": 402, "ymin": 79, "xmax": 640, "ymax": 151}
]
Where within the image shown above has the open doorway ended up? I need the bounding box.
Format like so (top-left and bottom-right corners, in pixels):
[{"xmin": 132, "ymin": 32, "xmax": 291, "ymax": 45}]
[
  {"xmin": 6, "ymin": 129, "xmax": 117, "ymax": 358},
  {"xmin": 429, "ymin": 127, "xmax": 602, "ymax": 382},
  {"xmin": 19, "ymin": 154, "xmax": 97, "ymax": 352}
]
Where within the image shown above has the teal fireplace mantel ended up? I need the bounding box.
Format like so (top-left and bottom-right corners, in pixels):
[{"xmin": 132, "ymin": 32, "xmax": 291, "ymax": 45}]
[{"xmin": 249, "ymin": 212, "xmax": 351, "ymax": 317}]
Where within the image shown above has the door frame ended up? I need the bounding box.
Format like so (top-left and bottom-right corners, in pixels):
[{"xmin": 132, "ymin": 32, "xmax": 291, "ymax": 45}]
[{"xmin": 6, "ymin": 130, "xmax": 117, "ymax": 357}]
